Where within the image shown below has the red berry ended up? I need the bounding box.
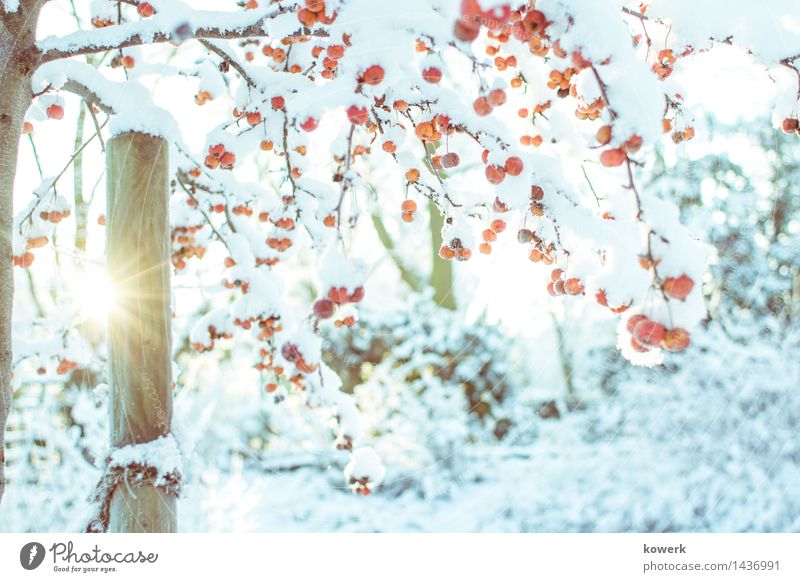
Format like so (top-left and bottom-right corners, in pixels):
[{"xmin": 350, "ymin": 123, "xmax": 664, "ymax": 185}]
[
  {"xmin": 504, "ymin": 156, "xmax": 523, "ymax": 176},
  {"xmin": 490, "ymin": 219, "xmax": 506, "ymax": 233},
  {"xmin": 781, "ymin": 118, "xmax": 799, "ymax": 133},
  {"xmin": 600, "ymin": 148, "xmax": 626, "ymax": 167},
  {"xmin": 300, "ymin": 117, "xmax": 319, "ymax": 132},
  {"xmin": 485, "ymin": 165, "xmax": 505, "ymax": 185},
  {"xmin": 347, "ymin": 105, "xmax": 369, "ymax": 125},
  {"xmin": 327, "ymin": 45, "xmax": 345, "ymax": 59},
  {"xmin": 349, "ymin": 286, "xmax": 365, "ymax": 303},
  {"xmin": 662, "ymin": 274, "xmax": 694, "ymax": 301},
  {"xmin": 219, "ymin": 151, "xmax": 236, "ymax": 168},
  {"xmin": 633, "ymin": 319, "xmax": 666, "ymax": 347},
  {"xmin": 137, "ymin": 2, "xmax": 155, "ymax": 17},
  {"xmin": 661, "ymin": 328, "xmax": 691, "ymax": 352},
  {"xmin": 564, "ymin": 278, "xmax": 584, "ymax": 295},
  {"xmin": 488, "ymin": 88, "xmax": 507, "ymax": 106},
  {"xmin": 523, "ymin": 10, "xmax": 546, "ymax": 34},
  {"xmin": 360, "ymin": 65, "xmax": 385, "ymax": 85},
  {"xmin": 441, "ymin": 152, "xmax": 460, "ymax": 168},
  {"xmin": 401, "ymin": 199, "xmax": 417, "ymax": 213},
  {"xmin": 314, "ymin": 299, "xmax": 334, "ymax": 319},
  {"xmin": 596, "ymin": 125, "xmax": 612, "ymax": 145},
  {"xmin": 271, "ymin": 96, "xmax": 286, "ymax": 110},
  {"xmin": 46, "ymin": 104, "xmax": 64, "ymax": 120},
  {"xmin": 328, "ymin": 287, "xmax": 349, "ymax": 304},
  {"xmin": 473, "ymin": 96, "xmax": 493, "ymax": 116},
  {"xmin": 626, "ymin": 314, "xmax": 648, "ymax": 334},
  {"xmin": 422, "ymin": 67, "xmax": 442, "ymax": 84},
  {"xmin": 454, "ymin": 19, "xmax": 480, "ymax": 42}
]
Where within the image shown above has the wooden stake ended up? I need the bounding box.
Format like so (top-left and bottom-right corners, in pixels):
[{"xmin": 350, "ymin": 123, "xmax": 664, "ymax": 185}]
[{"xmin": 106, "ymin": 132, "xmax": 176, "ymax": 532}]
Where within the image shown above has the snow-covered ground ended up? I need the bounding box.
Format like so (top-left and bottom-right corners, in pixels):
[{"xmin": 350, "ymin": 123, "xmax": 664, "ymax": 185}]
[{"xmin": 2, "ymin": 325, "xmax": 797, "ymax": 533}]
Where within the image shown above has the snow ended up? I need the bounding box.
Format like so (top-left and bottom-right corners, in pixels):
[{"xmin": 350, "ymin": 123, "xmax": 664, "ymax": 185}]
[
  {"xmin": 109, "ymin": 106, "xmax": 179, "ymax": 139},
  {"xmin": 37, "ymin": 3, "xmax": 278, "ymax": 56},
  {"xmin": 107, "ymin": 434, "xmax": 183, "ymax": 483},
  {"xmin": 344, "ymin": 447, "xmax": 386, "ymax": 488},
  {"xmin": 4, "ymin": 0, "xmax": 800, "ymax": 535},
  {"xmin": 4, "ymin": 321, "xmax": 797, "ymax": 532}
]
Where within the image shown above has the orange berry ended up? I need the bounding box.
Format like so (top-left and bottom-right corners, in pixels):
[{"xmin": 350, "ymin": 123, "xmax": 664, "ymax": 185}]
[
  {"xmin": 600, "ymin": 148, "xmax": 626, "ymax": 167},
  {"xmin": 489, "ymin": 88, "xmax": 507, "ymax": 106},
  {"xmin": 360, "ymin": 65, "xmax": 385, "ymax": 85},
  {"xmin": 485, "ymin": 165, "xmax": 505, "ymax": 185},
  {"xmin": 490, "ymin": 219, "xmax": 506, "ymax": 233},
  {"xmin": 46, "ymin": 104, "xmax": 64, "ymax": 120},
  {"xmin": 596, "ymin": 125, "xmax": 612, "ymax": 145},
  {"xmin": 504, "ymin": 156, "xmax": 523, "ymax": 176},
  {"xmin": 401, "ymin": 199, "xmax": 417, "ymax": 213},
  {"xmin": 473, "ymin": 96, "xmax": 493, "ymax": 116},
  {"xmin": 421, "ymin": 67, "xmax": 442, "ymax": 83}
]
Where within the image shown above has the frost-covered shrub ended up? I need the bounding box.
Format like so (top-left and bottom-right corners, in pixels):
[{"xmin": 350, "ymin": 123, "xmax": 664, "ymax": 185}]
[
  {"xmin": 323, "ymin": 292, "xmax": 519, "ymax": 493},
  {"xmin": 650, "ymin": 122, "xmax": 800, "ymax": 328},
  {"xmin": 0, "ymin": 385, "xmax": 104, "ymax": 532}
]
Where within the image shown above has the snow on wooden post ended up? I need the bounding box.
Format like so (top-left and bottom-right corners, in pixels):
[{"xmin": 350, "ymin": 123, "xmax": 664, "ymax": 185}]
[{"xmin": 105, "ymin": 132, "xmax": 176, "ymax": 533}]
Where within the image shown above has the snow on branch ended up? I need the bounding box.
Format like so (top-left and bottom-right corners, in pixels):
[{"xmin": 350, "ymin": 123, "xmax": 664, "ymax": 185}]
[
  {"xmin": 35, "ymin": 2, "xmax": 297, "ymax": 64},
  {"xmin": 33, "ymin": 60, "xmax": 179, "ymax": 140}
]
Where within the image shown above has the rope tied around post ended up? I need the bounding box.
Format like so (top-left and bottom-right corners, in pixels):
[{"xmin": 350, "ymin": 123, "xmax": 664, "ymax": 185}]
[{"xmin": 87, "ymin": 434, "xmax": 182, "ymax": 533}]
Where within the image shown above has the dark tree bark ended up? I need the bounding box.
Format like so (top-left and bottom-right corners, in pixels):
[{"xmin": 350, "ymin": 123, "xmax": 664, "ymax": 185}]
[{"xmin": 0, "ymin": 0, "xmax": 46, "ymax": 508}]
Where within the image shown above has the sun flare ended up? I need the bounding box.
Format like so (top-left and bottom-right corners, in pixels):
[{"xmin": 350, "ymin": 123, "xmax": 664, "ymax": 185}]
[{"xmin": 73, "ymin": 267, "xmax": 115, "ymax": 321}]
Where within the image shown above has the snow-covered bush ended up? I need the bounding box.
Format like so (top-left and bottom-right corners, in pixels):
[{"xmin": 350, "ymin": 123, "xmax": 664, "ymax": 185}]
[
  {"xmin": 324, "ymin": 292, "xmax": 518, "ymax": 493},
  {"xmin": 650, "ymin": 121, "xmax": 800, "ymax": 328},
  {"xmin": 0, "ymin": 385, "xmax": 103, "ymax": 532}
]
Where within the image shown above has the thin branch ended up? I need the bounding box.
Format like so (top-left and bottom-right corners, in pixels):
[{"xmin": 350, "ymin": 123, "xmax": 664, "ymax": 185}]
[
  {"xmin": 176, "ymin": 174, "xmax": 231, "ymax": 251},
  {"xmin": 28, "ymin": 135, "xmax": 44, "ymax": 180},
  {"xmin": 198, "ymin": 39, "xmax": 256, "ymax": 87},
  {"xmin": 35, "ymin": 4, "xmax": 300, "ymax": 64},
  {"xmin": 581, "ymin": 165, "xmax": 601, "ymax": 206},
  {"xmin": 85, "ymin": 100, "xmax": 106, "ymax": 151},
  {"xmin": 52, "ymin": 117, "xmax": 110, "ymax": 187},
  {"xmin": 62, "ymin": 79, "xmax": 116, "ymax": 114}
]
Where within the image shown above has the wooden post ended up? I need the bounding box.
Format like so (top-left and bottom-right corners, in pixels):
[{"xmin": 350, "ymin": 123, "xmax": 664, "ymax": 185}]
[{"xmin": 106, "ymin": 132, "xmax": 176, "ymax": 532}]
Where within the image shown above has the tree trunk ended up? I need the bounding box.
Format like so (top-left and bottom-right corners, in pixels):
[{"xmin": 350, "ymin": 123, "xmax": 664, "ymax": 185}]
[
  {"xmin": 0, "ymin": 1, "xmax": 44, "ymax": 508},
  {"xmin": 73, "ymin": 103, "xmax": 88, "ymax": 252},
  {"xmin": 429, "ymin": 200, "xmax": 456, "ymax": 310},
  {"xmin": 106, "ymin": 132, "xmax": 176, "ymax": 532}
]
